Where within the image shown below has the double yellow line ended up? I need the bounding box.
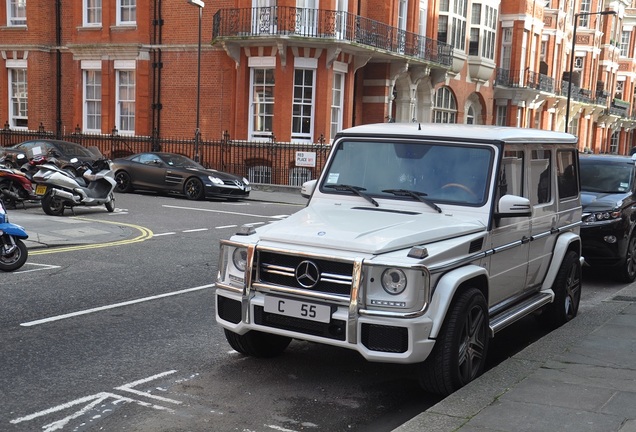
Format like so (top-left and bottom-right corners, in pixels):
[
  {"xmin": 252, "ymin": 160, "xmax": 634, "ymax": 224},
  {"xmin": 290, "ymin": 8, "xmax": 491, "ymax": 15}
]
[{"xmin": 29, "ymin": 217, "xmax": 154, "ymax": 255}]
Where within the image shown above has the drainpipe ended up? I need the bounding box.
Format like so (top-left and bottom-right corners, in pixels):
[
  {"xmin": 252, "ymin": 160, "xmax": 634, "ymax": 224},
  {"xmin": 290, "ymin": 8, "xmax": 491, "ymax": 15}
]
[
  {"xmin": 151, "ymin": 0, "xmax": 164, "ymax": 148},
  {"xmin": 56, "ymin": 0, "xmax": 62, "ymax": 138}
]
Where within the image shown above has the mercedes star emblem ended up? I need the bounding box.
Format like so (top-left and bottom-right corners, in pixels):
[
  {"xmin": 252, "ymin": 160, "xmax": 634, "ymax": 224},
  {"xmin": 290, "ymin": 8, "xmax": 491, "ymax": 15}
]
[{"xmin": 295, "ymin": 260, "xmax": 320, "ymax": 288}]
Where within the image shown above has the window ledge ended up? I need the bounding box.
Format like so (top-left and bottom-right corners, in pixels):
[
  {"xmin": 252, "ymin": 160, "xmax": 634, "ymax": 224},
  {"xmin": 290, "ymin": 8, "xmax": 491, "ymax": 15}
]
[
  {"xmin": 0, "ymin": 25, "xmax": 27, "ymax": 31},
  {"xmin": 111, "ymin": 24, "xmax": 137, "ymax": 32},
  {"xmin": 78, "ymin": 25, "xmax": 103, "ymax": 32}
]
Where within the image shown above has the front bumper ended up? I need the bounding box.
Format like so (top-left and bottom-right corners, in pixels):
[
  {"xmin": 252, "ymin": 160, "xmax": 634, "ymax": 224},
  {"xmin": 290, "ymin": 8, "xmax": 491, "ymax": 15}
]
[
  {"xmin": 216, "ymin": 288, "xmax": 435, "ymax": 364},
  {"xmin": 580, "ymin": 219, "xmax": 629, "ymax": 267},
  {"xmin": 204, "ymin": 184, "xmax": 250, "ymax": 199}
]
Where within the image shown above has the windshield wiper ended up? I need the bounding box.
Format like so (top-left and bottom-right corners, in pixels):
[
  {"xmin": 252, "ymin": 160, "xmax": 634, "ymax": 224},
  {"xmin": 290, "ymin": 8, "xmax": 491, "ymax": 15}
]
[
  {"xmin": 382, "ymin": 189, "xmax": 442, "ymax": 213},
  {"xmin": 324, "ymin": 184, "xmax": 379, "ymax": 207}
]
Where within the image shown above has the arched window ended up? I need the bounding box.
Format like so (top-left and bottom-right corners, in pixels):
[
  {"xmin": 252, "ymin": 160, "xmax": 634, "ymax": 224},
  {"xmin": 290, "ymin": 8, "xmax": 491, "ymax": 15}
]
[
  {"xmin": 289, "ymin": 167, "xmax": 312, "ymax": 186},
  {"xmin": 610, "ymin": 131, "xmax": 619, "ymax": 154},
  {"xmin": 433, "ymin": 86, "xmax": 457, "ymax": 123},
  {"xmin": 466, "ymin": 106, "xmax": 475, "ymax": 124}
]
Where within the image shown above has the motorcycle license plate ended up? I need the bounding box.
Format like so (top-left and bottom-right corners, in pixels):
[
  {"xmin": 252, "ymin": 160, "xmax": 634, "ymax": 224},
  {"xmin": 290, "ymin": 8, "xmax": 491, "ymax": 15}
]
[
  {"xmin": 35, "ymin": 185, "xmax": 47, "ymax": 195},
  {"xmin": 263, "ymin": 296, "xmax": 331, "ymax": 323}
]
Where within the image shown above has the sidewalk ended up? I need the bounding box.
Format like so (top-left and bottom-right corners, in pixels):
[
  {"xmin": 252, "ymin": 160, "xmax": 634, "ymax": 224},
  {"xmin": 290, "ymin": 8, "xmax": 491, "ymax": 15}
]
[{"xmin": 394, "ymin": 283, "xmax": 636, "ymax": 432}]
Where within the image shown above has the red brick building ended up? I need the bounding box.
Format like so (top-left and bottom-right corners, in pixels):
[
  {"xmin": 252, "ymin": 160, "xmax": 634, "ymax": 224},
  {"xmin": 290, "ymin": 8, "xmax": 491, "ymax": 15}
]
[{"xmin": 1, "ymin": 0, "xmax": 636, "ymax": 154}]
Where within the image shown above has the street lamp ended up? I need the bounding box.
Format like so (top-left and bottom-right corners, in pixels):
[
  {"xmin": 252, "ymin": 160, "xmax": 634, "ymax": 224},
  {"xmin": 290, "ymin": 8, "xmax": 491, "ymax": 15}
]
[
  {"xmin": 565, "ymin": 10, "xmax": 616, "ymax": 133},
  {"xmin": 187, "ymin": 0, "xmax": 205, "ymax": 162}
]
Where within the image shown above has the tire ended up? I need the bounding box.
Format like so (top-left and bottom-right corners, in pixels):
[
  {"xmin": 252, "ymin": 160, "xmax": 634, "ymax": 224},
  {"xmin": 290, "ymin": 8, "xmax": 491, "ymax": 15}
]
[
  {"xmin": 542, "ymin": 250, "xmax": 581, "ymax": 329},
  {"xmin": 617, "ymin": 234, "xmax": 636, "ymax": 283},
  {"xmin": 0, "ymin": 237, "xmax": 28, "ymax": 272},
  {"xmin": 419, "ymin": 287, "xmax": 489, "ymax": 396},
  {"xmin": 105, "ymin": 193, "xmax": 115, "ymax": 212},
  {"xmin": 224, "ymin": 329, "xmax": 291, "ymax": 358},
  {"xmin": 184, "ymin": 177, "xmax": 204, "ymax": 200},
  {"xmin": 115, "ymin": 170, "xmax": 133, "ymax": 193},
  {"xmin": 41, "ymin": 192, "xmax": 66, "ymax": 216}
]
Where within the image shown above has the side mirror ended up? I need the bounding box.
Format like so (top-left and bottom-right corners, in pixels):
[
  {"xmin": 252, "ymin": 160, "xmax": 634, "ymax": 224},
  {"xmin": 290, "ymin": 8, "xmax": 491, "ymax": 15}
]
[
  {"xmin": 301, "ymin": 179, "xmax": 317, "ymax": 199},
  {"xmin": 496, "ymin": 194, "xmax": 532, "ymax": 218}
]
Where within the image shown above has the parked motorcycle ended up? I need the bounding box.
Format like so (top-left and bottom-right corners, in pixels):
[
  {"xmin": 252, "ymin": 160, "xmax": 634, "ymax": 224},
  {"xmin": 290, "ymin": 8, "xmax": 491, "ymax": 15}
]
[
  {"xmin": 0, "ymin": 154, "xmax": 49, "ymax": 208},
  {"xmin": 32, "ymin": 157, "xmax": 117, "ymax": 216},
  {"xmin": 0, "ymin": 198, "xmax": 28, "ymax": 271}
]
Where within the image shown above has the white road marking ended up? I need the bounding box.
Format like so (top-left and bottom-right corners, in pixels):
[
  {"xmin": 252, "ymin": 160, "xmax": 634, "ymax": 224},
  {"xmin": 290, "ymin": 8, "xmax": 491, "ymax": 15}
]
[
  {"xmin": 20, "ymin": 284, "xmax": 215, "ymax": 327},
  {"xmin": 9, "ymin": 263, "xmax": 61, "ymax": 274},
  {"xmin": 183, "ymin": 228, "xmax": 208, "ymax": 233},
  {"xmin": 153, "ymin": 232, "xmax": 176, "ymax": 236},
  {"xmin": 216, "ymin": 225, "xmax": 237, "ymax": 229},
  {"xmin": 11, "ymin": 371, "xmax": 181, "ymax": 431},
  {"xmin": 163, "ymin": 204, "xmax": 283, "ymax": 219}
]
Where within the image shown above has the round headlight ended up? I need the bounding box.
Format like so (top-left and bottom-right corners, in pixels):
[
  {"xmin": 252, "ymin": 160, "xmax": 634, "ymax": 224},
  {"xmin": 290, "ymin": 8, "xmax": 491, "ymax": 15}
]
[
  {"xmin": 381, "ymin": 268, "xmax": 407, "ymax": 295},
  {"xmin": 232, "ymin": 248, "xmax": 248, "ymax": 272}
]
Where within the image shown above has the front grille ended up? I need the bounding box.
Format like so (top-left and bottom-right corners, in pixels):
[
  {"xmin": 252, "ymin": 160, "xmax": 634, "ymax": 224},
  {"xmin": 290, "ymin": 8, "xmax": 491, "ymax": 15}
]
[
  {"xmin": 257, "ymin": 251, "xmax": 354, "ymax": 296},
  {"xmin": 361, "ymin": 324, "xmax": 408, "ymax": 353},
  {"xmin": 254, "ymin": 306, "xmax": 346, "ymax": 341}
]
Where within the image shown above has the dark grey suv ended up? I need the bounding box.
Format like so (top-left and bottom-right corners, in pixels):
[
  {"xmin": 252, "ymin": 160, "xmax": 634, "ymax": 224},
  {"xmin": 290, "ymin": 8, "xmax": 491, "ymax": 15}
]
[{"xmin": 580, "ymin": 154, "xmax": 636, "ymax": 282}]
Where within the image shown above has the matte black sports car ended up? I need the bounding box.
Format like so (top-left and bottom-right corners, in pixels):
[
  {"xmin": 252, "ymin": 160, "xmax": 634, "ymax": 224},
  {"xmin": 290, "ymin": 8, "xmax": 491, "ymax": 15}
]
[{"xmin": 112, "ymin": 152, "xmax": 250, "ymax": 200}]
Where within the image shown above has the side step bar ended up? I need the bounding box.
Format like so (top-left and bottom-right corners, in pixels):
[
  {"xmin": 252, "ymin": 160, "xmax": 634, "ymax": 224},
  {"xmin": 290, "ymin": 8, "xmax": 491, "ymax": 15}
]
[{"xmin": 489, "ymin": 292, "xmax": 553, "ymax": 337}]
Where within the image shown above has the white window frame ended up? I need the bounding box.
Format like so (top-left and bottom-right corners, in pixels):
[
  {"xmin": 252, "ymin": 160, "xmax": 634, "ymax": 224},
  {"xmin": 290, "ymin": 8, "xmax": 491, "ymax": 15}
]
[
  {"xmin": 83, "ymin": 0, "xmax": 102, "ymax": 27},
  {"xmin": 248, "ymin": 165, "xmax": 272, "ymax": 183},
  {"xmin": 7, "ymin": 0, "xmax": 27, "ymax": 26},
  {"xmin": 433, "ymin": 86, "xmax": 457, "ymax": 123},
  {"xmin": 496, "ymin": 104, "xmax": 507, "ymax": 126},
  {"xmin": 117, "ymin": 0, "xmax": 136, "ymax": 25},
  {"xmin": 289, "ymin": 167, "xmax": 312, "ymax": 186},
  {"xmin": 115, "ymin": 61, "xmax": 136, "ymax": 136},
  {"xmin": 8, "ymin": 60, "xmax": 28, "ymax": 129},
  {"xmin": 82, "ymin": 60, "xmax": 102, "ymax": 134},
  {"xmin": 248, "ymin": 56, "xmax": 276, "ymax": 141},
  {"xmin": 291, "ymin": 57, "xmax": 317, "ymax": 143},
  {"xmin": 330, "ymin": 62, "xmax": 347, "ymax": 142}
]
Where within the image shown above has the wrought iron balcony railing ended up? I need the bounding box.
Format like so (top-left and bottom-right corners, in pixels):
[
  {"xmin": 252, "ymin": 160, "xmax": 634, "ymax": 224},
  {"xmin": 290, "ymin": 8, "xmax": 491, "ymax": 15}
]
[{"xmin": 213, "ymin": 6, "xmax": 452, "ymax": 67}]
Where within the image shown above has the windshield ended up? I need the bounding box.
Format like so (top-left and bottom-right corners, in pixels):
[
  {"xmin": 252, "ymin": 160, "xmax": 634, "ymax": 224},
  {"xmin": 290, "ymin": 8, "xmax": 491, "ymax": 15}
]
[
  {"xmin": 580, "ymin": 159, "xmax": 633, "ymax": 193},
  {"xmin": 54, "ymin": 142, "xmax": 97, "ymax": 158},
  {"xmin": 322, "ymin": 140, "xmax": 493, "ymax": 206}
]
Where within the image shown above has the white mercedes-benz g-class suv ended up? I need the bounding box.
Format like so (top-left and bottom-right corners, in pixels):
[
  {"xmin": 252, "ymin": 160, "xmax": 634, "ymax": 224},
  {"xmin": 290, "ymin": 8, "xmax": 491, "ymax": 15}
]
[{"xmin": 215, "ymin": 123, "xmax": 582, "ymax": 395}]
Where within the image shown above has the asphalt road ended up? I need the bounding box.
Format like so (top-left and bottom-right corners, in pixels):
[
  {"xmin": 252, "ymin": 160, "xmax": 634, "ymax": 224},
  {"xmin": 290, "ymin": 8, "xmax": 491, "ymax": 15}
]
[{"xmin": 0, "ymin": 192, "xmax": 626, "ymax": 432}]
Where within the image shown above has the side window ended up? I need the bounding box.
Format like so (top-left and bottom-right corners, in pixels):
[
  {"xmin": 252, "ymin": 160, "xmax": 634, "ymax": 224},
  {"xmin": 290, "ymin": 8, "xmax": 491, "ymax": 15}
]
[
  {"xmin": 496, "ymin": 149, "xmax": 524, "ymax": 204},
  {"xmin": 531, "ymin": 150, "xmax": 551, "ymax": 205},
  {"xmin": 557, "ymin": 150, "xmax": 579, "ymax": 199}
]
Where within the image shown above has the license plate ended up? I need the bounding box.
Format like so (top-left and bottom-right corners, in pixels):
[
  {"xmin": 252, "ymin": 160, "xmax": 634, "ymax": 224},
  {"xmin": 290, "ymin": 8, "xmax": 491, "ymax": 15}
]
[
  {"xmin": 35, "ymin": 185, "xmax": 47, "ymax": 195},
  {"xmin": 264, "ymin": 296, "xmax": 331, "ymax": 323}
]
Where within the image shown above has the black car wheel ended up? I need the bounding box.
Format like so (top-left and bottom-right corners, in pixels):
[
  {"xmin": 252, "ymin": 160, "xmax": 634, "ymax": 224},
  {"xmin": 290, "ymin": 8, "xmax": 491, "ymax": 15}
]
[
  {"xmin": 115, "ymin": 170, "xmax": 133, "ymax": 193},
  {"xmin": 618, "ymin": 234, "xmax": 636, "ymax": 283},
  {"xmin": 541, "ymin": 250, "xmax": 581, "ymax": 329},
  {"xmin": 184, "ymin": 177, "xmax": 204, "ymax": 200},
  {"xmin": 419, "ymin": 287, "xmax": 489, "ymax": 396}
]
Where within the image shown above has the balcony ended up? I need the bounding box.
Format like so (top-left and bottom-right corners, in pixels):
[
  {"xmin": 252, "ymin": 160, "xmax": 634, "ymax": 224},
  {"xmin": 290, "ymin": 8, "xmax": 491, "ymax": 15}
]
[
  {"xmin": 495, "ymin": 69, "xmax": 555, "ymax": 93},
  {"xmin": 212, "ymin": 6, "xmax": 452, "ymax": 68}
]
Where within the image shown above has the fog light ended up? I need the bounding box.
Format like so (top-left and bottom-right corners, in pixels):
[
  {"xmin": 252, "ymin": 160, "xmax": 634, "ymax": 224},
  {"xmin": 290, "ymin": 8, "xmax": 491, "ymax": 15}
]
[{"xmin": 604, "ymin": 235, "xmax": 617, "ymax": 244}]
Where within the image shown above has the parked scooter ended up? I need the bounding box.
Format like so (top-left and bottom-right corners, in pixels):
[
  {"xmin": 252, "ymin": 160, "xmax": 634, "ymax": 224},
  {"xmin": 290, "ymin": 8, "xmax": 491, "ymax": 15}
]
[
  {"xmin": 0, "ymin": 154, "xmax": 49, "ymax": 208},
  {"xmin": 32, "ymin": 156, "xmax": 117, "ymax": 216},
  {"xmin": 0, "ymin": 198, "xmax": 28, "ymax": 271}
]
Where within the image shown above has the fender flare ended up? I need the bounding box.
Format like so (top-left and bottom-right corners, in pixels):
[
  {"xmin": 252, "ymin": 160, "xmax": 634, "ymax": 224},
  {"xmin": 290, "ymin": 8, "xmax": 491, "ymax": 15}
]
[
  {"xmin": 0, "ymin": 223, "xmax": 28, "ymax": 239},
  {"xmin": 541, "ymin": 232, "xmax": 581, "ymax": 291},
  {"xmin": 427, "ymin": 264, "xmax": 488, "ymax": 338}
]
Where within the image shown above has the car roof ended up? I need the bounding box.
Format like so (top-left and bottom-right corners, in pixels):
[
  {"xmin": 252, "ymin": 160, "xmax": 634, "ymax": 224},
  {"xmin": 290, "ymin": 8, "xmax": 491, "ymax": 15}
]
[
  {"xmin": 15, "ymin": 139, "xmax": 83, "ymax": 148},
  {"xmin": 336, "ymin": 123, "xmax": 578, "ymax": 145},
  {"xmin": 580, "ymin": 154, "xmax": 636, "ymax": 164}
]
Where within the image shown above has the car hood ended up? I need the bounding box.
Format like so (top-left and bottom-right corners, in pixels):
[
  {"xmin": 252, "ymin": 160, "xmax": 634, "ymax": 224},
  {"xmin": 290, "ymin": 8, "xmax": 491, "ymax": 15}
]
[
  {"xmin": 255, "ymin": 203, "xmax": 486, "ymax": 254},
  {"xmin": 581, "ymin": 191, "xmax": 629, "ymax": 211},
  {"xmin": 185, "ymin": 167, "xmax": 245, "ymax": 182}
]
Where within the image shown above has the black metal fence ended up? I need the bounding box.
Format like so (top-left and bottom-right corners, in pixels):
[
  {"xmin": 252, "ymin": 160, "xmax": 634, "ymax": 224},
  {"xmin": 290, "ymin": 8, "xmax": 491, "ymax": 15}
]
[{"xmin": 0, "ymin": 127, "xmax": 332, "ymax": 187}]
